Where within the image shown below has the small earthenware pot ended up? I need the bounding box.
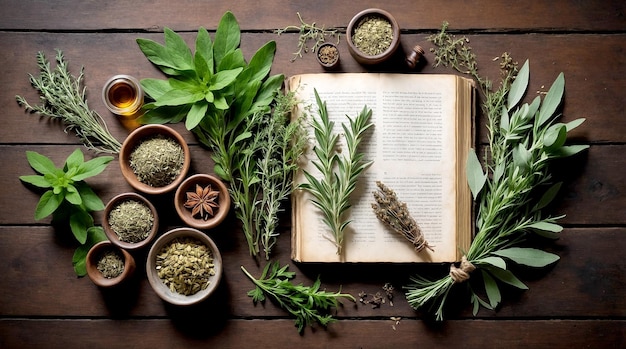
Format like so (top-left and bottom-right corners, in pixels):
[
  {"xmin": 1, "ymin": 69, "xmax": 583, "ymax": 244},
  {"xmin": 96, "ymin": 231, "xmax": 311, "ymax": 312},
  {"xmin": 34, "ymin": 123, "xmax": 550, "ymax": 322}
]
[
  {"xmin": 174, "ymin": 174, "xmax": 231, "ymax": 230},
  {"xmin": 346, "ymin": 8, "xmax": 401, "ymax": 65},
  {"xmin": 146, "ymin": 227, "xmax": 223, "ymax": 306},
  {"xmin": 103, "ymin": 192, "xmax": 159, "ymax": 251},
  {"xmin": 86, "ymin": 241, "xmax": 136, "ymax": 288},
  {"xmin": 119, "ymin": 124, "xmax": 191, "ymax": 195},
  {"xmin": 316, "ymin": 42, "xmax": 340, "ymax": 69}
]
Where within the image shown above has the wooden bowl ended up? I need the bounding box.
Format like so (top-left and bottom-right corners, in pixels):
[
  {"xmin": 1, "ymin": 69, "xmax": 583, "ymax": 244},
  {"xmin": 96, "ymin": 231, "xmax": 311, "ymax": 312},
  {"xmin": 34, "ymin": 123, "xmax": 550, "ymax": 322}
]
[
  {"xmin": 103, "ymin": 192, "xmax": 159, "ymax": 250},
  {"xmin": 174, "ymin": 174, "xmax": 231, "ymax": 230},
  {"xmin": 316, "ymin": 42, "xmax": 340, "ymax": 69},
  {"xmin": 86, "ymin": 241, "xmax": 136, "ymax": 288},
  {"xmin": 346, "ymin": 8, "xmax": 401, "ymax": 65},
  {"xmin": 119, "ymin": 124, "xmax": 190, "ymax": 195},
  {"xmin": 146, "ymin": 227, "xmax": 223, "ymax": 306}
]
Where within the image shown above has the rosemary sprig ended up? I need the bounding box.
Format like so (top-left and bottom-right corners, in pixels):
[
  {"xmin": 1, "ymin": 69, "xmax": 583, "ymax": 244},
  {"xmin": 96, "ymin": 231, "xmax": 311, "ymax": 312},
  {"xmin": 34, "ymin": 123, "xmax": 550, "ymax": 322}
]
[
  {"xmin": 405, "ymin": 23, "xmax": 588, "ymax": 320},
  {"xmin": 241, "ymin": 261, "xmax": 355, "ymax": 333},
  {"xmin": 16, "ymin": 50, "xmax": 122, "ymax": 154},
  {"xmin": 276, "ymin": 12, "xmax": 340, "ymax": 62},
  {"xmin": 300, "ymin": 90, "xmax": 374, "ymax": 255}
]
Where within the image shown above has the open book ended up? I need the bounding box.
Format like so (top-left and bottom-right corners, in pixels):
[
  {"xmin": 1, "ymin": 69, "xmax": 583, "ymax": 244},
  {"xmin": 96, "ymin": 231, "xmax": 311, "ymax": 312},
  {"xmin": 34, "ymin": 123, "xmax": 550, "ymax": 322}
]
[{"xmin": 288, "ymin": 73, "xmax": 475, "ymax": 263}]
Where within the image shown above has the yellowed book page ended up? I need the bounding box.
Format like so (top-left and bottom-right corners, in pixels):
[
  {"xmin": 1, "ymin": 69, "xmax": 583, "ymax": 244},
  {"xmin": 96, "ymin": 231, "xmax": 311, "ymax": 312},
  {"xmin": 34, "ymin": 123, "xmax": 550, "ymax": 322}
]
[{"xmin": 289, "ymin": 73, "xmax": 462, "ymax": 263}]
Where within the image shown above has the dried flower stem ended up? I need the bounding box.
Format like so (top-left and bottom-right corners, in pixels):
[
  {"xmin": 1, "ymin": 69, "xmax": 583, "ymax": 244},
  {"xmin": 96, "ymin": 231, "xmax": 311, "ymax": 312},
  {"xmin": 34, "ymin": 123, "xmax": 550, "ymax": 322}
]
[
  {"xmin": 372, "ymin": 181, "xmax": 433, "ymax": 253},
  {"xmin": 276, "ymin": 12, "xmax": 340, "ymax": 62}
]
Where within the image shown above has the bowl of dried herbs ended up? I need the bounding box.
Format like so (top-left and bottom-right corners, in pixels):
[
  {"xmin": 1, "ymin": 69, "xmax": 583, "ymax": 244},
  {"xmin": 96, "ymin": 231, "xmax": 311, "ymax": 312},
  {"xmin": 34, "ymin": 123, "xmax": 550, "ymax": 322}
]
[
  {"xmin": 146, "ymin": 227, "xmax": 223, "ymax": 306},
  {"xmin": 103, "ymin": 192, "xmax": 159, "ymax": 250},
  {"xmin": 119, "ymin": 124, "xmax": 190, "ymax": 195},
  {"xmin": 174, "ymin": 174, "xmax": 231, "ymax": 230},
  {"xmin": 86, "ymin": 241, "xmax": 136, "ymax": 287},
  {"xmin": 346, "ymin": 8, "xmax": 400, "ymax": 65}
]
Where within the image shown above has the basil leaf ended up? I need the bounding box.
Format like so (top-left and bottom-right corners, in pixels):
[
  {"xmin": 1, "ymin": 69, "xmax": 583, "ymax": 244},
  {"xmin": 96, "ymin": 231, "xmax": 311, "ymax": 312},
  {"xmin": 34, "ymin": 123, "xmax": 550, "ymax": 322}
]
[
  {"xmin": 243, "ymin": 41, "xmax": 276, "ymax": 84},
  {"xmin": 65, "ymin": 185, "xmax": 82, "ymax": 206},
  {"xmin": 493, "ymin": 247, "xmax": 560, "ymax": 267},
  {"xmin": 218, "ymin": 48, "xmax": 245, "ymax": 72},
  {"xmin": 194, "ymin": 51, "xmax": 211, "ymax": 82},
  {"xmin": 210, "ymin": 67, "xmax": 243, "ymax": 91},
  {"xmin": 69, "ymin": 209, "xmax": 92, "ymax": 244},
  {"xmin": 26, "ymin": 151, "xmax": 57, "ymax": 175},
  {"xmin": 154, "ymin": 89, "xmax": 205, "ymax": 106},
  {"xmin": 213, "ymin": 11, "xmax": 240, "ymax": 67},
  {"xmin": 19, "ymin": 175, "xmax": 51, "ymax": 188},
  {"xmin": 164, "ymin": 27, "xmax": 194, "ymax": 71},
  {"xmin": 73, "ymin": 155, "xmax": 113, "ymax": 181},
  {"xmin": 34, "ymin": 190, "xmax": 62, "ymax": 220},
  {"xmin": 64, "ymin": 148, "xmax": 84, "ymax": 170},
  {"xmin": 507, "ymin": 59, "xmax": 529, "ymax": 110},
  {"xmin": 186, "ymin": 101, "xmax": 209, "ymax": 130},
  {"xmin": 136, "ymin": 38, "xmax": 175, "ymax": 70},
  {"xmin": 195, "ymin": 27, "xmax": 214, "ymax": 74},
  {"xmin": 75, "ymin": 182, "xmax": 105, "ymax": 211},
  {"xmin": 141, "ymin": 78, "xmax": 172, "ymax": 99}
]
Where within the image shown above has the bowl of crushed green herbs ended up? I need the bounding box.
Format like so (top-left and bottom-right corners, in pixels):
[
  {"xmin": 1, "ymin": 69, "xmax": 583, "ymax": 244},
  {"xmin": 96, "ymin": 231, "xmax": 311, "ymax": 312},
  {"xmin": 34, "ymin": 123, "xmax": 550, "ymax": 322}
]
[
  {"xmin": 86, "ymin": 241, "xmax": 136, "ymax": 288},
  {"xmin": 346, "ymin": 8, "xmax": 401, "ymax": 65},
  {"xmin": 119, "ymin": 124, "xmax": 191, "ymax": 195},
  {"xmin": 146, "ymin": 227, "xmax": 223, "ymax": 306},
  {"xmin": 103, "ymin": 192, "xmax": 159, "ymax": 251}
]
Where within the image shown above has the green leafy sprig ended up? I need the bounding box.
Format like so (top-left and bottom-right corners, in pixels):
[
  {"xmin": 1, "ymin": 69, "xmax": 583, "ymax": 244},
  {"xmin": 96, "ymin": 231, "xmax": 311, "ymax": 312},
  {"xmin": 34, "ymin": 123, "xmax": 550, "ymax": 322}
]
[
  {"xmin": 276, "ymin": 12, "xmax": 340, "ymax": 62},
  {"xmin": 16, "ymin": 50, "xmax": 122, "ymax": 154},
  {"xmin": 300, "ymin": 90, "xmax": 374, "ymax": 255},
  {"xmin": 241, "ymin": 261, "xmax": 355, "ymax": 333},
  {"xmin": 19, "ymin": 149, "xmax": 111, "ymax": 276}
]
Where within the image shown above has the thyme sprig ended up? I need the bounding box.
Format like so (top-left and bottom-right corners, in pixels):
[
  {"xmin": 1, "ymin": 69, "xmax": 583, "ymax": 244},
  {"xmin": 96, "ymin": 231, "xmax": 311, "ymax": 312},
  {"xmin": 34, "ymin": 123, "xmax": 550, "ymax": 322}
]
[
  {"xmin": 405, "ymin": 24, "xmax": 589, "ymax": 320},
  {"xmin": 241, "ymin": 261, "xmax": 355, "ymax": 333},
  {"xmin": 16, "ymin": 50, "xmax": 122, "ymax": 154},
  {"xmin": 300, "ymin": 90, "xmax": 374, "ymax": 255},
  {"xmin": 276, "ymin": 12, "xmax": 340, "ymax": 62}
]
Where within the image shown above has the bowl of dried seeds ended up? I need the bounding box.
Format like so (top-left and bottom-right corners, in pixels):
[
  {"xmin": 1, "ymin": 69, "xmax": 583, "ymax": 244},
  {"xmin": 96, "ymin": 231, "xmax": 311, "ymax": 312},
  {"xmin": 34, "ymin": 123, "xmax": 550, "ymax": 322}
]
[
  {"xmin": 174, "ymin": 174, "xmax": 231, "ymax": 230},
  {"xmin": 146, "ymin": 227, "xmax": 223, "ymax": 306},
  {"xmin": 119, "ymin": 124, "xmax": 191, "ymax": 195},
  {"xmin": 103, "ymin": 192, "xmax": 159, "ymax": 250},
  {"xmin": 86, "ymin": 241, "xmax": 136, "ymax": 287},
  {"xmin": 346, "ymin": 8, "xmax": 401, "ymax": 65}
]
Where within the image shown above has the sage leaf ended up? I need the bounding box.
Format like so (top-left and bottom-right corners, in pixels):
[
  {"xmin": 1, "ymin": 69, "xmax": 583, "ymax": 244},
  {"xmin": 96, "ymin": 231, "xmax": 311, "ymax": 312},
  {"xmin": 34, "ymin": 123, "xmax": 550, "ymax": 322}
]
[
  {"xmin": 34, "ymin": 190, "xmax": 63, "ymax": 220},
  {"xmin": 154, "ymin": 89, "xmax": 205, "ymax": 106},
  {"xmin": 195, "ymin": 27, "xmax": 214, "ymax": 74},
  {"xmin": 488, "ymin": 268, "xmax": 528, "ymax": 290},
  {"xmin": 213, "ymin": 11, "xmax": 241, "ymax": 67},
  {"xmin": 500, "ymin": 107, "xmax": 510, "ymax": 131},
  {"xmin": 482, "ymin": 270, "xmax": 501, "ymax": 308},
  {"xmin": 507, "ymin": 59, "xmax": 529, "ymax": 110},
  {"xmin": 565, "ymin": 118, "xmax": 586, "ymax": 132},
  {"xmin": 512, "ymin": 143, "xmax": 531, "ymax": 172},
  {"xmin": 552, "ymin": 144, "xmax": 589, "ymax": 158},
  {"xmin": 164, "ymin": 27, "xmax": 194, "ymax": 71},
  {"xmin": 527, "ymin": 221, "xmax": 563, "ymax": 239},
  {"xmin": 140, "ymin": 78, "xmax": 172, "ymax": 100},
  {"xmin": 466, "ymin": 148, "xmax": 486, "ymax": 199},
  {"xmin": 136, "ymin": 38, "xmax": 178, "ymax": 71},
  {"xmin": 538, "ymin": 72, "xmax": 565, "ymax": 127},
  {"xmin": 476, "ymin": 256, "xmax": 507, "ymax": 270},
  {"xmin": 26, "ymin": 151, "xmax": 57, "ymax": 175},
  {"xmin": 194, "ymin": 51, "xmax": 211, "ymax": 82},
  {"xmin": 242, "ymin": 41, "xmax": 276, "ymax": 84},
  {"xmin": 210, "ymin": 67, "xmax": 243, "ymax": 90},
  {"xmin": 534, "ymin": 182, "xmax": 562, "ymax": 211},
  {"xmin": 493, "ymin": 247, "xmax": 560, "ymax": 267},
  {"xmin": 543, "ymin": 123, "xmax": 567, "ymax": 150}
]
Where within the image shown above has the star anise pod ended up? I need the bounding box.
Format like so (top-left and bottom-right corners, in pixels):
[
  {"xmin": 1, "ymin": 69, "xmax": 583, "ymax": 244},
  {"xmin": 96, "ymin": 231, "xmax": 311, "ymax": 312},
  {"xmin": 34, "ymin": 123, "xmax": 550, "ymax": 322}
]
[{"xmin": 184, "ymin": 184, "xmax": 220, "ymax": 220}]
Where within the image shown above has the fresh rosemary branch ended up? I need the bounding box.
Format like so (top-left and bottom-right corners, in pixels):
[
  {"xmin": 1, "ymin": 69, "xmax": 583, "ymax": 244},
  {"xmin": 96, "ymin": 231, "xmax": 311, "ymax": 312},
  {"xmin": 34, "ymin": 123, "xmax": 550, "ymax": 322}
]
[
  {"xmin": 241, "ymin": 261, "xmax": 355, "ymax": 333},
  {"xmin": 16, "ymin": 50, "xmax": 122, "ymax": 154},
  {"xmin": 276, "ymin": 12, "xmax": 340, "ymax": 62},
  {"xmin": 405, "ymin": 23, "xmax": 589, "ymax": 320},
  {"xmin": 300, "ymin": 90, "xmax": 374, "ymax": 255}
]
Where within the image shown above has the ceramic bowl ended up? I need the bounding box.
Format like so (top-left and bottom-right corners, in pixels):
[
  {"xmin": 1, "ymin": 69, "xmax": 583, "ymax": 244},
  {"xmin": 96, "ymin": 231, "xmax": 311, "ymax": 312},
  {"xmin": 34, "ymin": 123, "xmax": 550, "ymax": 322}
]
[
  {"xmin": 346, "ymin": 8, "xmax": 401, "ymax": 65},
  {"xmin": 316, "ymin": 42, "xmax": 340, "ymax": 69},
  {"xmin": 174, "ymin": 174, "xmax": 231, "ymax": 230},
  {"xmin": 103, "ymin": 192, "xmax": 159, "ymax": 250},
  {"xmin": 146, "ymin": 227, "xmax": 223, "ymax": 306},
  {"xmin": 119, "ymin": 124, "xmax": 191, "ymax": 195},
  {"xmin": 86, "ymin": 241, "xmax": 136, "ymax": 287}
]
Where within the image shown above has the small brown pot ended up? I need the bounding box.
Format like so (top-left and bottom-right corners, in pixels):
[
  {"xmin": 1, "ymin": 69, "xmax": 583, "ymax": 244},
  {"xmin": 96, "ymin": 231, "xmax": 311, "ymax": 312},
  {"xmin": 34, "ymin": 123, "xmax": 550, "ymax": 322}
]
[
  {"xmin": 174, "ymin": 174, "xmax": 231, "ymax": 230},
  {"xmin": 119, "ymin": 124, "xmax": 190, "ymax": 195},
  {"xmin": 346, "ymin": 8, "xmax": 401, "ymax": 65},
  {"xmin": 86, "ymin": 241, "xmax": 136, "ymax": 288},
  {"xmin": 316, "ymin": 42, "xmax": 340, "ymax": 69},
  {"xmin": 103, "ymin": 192, "xmax": 159, "ymax": 250}
]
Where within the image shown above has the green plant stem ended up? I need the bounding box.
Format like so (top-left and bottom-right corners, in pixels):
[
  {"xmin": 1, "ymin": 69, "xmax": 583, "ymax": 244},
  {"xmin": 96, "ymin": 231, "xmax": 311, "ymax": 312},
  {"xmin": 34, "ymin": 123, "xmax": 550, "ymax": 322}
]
[{"xmin": 16, "ymin": 50, "xmax": 122, "ymax": 154}]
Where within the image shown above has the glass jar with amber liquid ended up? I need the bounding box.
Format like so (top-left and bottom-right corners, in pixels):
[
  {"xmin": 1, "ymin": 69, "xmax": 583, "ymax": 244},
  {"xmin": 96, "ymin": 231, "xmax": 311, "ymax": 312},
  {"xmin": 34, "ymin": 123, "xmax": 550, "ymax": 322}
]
[{"xmin": 102, "ymin": 75, "xmax": 144, "ymax": 116}]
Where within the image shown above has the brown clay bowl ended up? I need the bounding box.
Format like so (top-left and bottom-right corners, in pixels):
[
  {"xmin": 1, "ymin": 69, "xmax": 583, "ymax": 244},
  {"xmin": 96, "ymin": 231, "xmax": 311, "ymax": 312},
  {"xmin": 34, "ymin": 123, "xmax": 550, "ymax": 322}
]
[
  {"xmin": 346, "ymin": 8, "xmax": 401, "ymax": 65},
  {"xmin": 316, "ymin": 42, "xmax": 340, "ymax": 69},
  {"xmin": 146, "ymin": 227, "xmax": 223, "ymax": 306},
  {"xmin": 86, "ymin": 241, "xmax": 136, "ymax": 288},
  {"xmin": 174, "ymin": 174, "xmax": 231, "ymax": 230},
  {"xmin": 119, "ymin": 124, "xmax": 190, "ymax": 195},
  {"xmin": 103, "ymin": 192, "xmax": 159, "ymax": 250}
]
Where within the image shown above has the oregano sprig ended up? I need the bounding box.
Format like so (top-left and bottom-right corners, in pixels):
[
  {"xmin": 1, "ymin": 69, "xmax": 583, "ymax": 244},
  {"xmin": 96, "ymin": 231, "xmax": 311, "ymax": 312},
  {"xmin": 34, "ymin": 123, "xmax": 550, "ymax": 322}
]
[
  {"xmin": 241, "ymin": 261, "xmax": 355, "ymax": 333},
  {"xmin": 299, "ymin": 89, "xmax": 374, "ymax": 255}
]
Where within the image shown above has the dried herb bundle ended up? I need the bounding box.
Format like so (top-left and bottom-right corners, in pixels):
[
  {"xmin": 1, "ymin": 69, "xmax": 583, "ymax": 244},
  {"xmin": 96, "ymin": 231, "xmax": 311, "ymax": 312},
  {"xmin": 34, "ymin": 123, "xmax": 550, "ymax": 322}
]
[
  {"xmin": 299, "ymin": 90, "xmax": 374, "ymax": 255},
  {"xmin": 372, "ymin": 181, "xmax": 433, "ymax": 253},
  {"xmin": 16, "ymin": 50, "xmax": 122, "ymax": 154},
  {"xmin": 404, "ymin": 23, "xmax": 589, "ymax": 320}
]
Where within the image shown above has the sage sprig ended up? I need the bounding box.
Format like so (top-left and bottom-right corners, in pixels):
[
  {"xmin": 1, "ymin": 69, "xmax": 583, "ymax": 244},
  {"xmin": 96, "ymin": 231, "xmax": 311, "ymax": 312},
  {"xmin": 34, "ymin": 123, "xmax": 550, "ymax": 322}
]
[
  {"xmin": 19, "ymin": 149, "xmax": 111, "ymax": 276},
  {"xmin": 241, "ymin": 261, "xmax": 355, "ymax": 333},
  {"xmin": 16, "ymin": 50, "xmax": 122, "ymax": 154},
  {"xmin": 299, "ymin": 90, "xmax": 374, "ymax": 255},
  {"xmin": 405, "ymin": 24, "xmax": 588, "ymax": 320}
]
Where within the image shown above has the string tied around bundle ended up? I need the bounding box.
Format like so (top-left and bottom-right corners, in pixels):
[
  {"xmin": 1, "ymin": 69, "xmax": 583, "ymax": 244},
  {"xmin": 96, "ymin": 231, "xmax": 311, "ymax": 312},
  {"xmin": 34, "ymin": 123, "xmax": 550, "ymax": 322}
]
[{"xmin": 449, "ymin": 256, "xmax": 475, "ymax": 283}]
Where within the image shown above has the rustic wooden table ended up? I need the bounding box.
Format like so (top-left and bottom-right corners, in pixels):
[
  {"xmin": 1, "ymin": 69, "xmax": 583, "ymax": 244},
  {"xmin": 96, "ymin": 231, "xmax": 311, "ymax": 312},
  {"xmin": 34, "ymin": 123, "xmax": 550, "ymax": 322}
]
[{"xmin": 1, "ymin": 1, "xmax": 624, "ymax": 348}]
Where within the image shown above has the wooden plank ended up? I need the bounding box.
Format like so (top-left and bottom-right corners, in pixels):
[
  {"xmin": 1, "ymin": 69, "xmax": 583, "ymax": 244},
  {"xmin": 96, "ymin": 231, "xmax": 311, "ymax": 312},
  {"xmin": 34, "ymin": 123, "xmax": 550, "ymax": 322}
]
[
  {"xmin": 0, "ymin": 319, "xmax": 623, "ymax": 348},
  {"xmin": 0, "ymin": 0, "xmax": 624, "ymax": 32},
  {"xmin": 1, "ymin": 224, "xmax": 623, "ymax": 318},
  {"xmin": 1, "ymin": 32, "xmax": 624, "ymax": 145}
]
